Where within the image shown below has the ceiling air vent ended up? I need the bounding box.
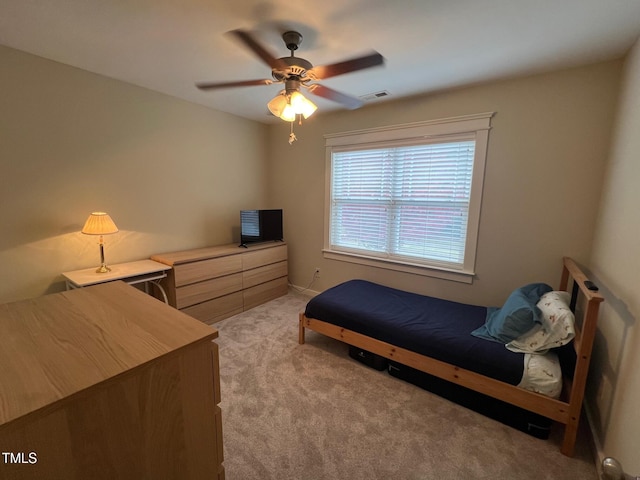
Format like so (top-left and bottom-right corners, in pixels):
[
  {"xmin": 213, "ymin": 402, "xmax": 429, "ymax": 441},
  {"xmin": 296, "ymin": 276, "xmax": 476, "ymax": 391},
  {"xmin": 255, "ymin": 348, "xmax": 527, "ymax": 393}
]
[{"xmin": 359, "ymin": 90, "xmax": 391, "ymax": 102}]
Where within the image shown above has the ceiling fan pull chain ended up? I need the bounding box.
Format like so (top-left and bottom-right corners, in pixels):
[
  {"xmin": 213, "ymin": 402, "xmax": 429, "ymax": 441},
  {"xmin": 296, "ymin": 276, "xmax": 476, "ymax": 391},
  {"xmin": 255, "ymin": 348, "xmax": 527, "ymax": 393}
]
[{"xmin": 288, "ymin": 122, "xmax": 297, "ymax": 145}]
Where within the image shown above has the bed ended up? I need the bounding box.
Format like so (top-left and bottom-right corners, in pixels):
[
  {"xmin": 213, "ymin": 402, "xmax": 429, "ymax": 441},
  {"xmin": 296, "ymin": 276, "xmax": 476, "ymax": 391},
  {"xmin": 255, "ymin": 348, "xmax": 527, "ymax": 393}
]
[{"xmin": 298, "ymin": 257, "xmax": 603, "ymax": 457}]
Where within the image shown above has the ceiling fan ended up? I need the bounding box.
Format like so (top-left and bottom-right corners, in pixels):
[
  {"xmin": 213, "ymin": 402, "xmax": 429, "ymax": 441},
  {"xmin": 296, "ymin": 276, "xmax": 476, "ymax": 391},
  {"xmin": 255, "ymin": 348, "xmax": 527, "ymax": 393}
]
[{"xmin": 196, "ymin": 29, "xmax": 385, "ymax": 116}]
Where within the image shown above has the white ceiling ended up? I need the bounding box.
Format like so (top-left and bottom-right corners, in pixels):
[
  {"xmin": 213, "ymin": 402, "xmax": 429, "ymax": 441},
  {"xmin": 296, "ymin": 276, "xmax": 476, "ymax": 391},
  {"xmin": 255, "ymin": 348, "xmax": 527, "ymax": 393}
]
[{"xmin": 2, "ymin": 0, "xmax": 640, "ymax": 123}]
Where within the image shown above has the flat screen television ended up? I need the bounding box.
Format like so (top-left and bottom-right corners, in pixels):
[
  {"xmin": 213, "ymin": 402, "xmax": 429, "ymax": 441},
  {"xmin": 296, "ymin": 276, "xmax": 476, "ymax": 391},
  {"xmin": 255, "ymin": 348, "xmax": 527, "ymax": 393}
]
[{"xmin": 240, "ymin": 209, "xmax": 283, "ymax": 247}]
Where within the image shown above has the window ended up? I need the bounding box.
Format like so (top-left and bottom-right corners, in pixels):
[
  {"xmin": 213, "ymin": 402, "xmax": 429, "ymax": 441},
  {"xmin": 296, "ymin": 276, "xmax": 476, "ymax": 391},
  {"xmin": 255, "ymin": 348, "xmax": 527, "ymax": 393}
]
[{"xmin": 324, "ymin": 113, "xmax": 493, "ymax": 282}]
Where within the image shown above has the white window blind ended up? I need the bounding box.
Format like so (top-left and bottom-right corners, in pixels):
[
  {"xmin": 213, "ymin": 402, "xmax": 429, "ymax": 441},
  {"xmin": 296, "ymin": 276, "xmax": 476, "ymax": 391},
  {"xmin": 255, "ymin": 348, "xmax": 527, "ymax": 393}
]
[
  {"xmin": 324, "ymin": 113, "xmax": 493, "ymax": 281},
  {"xmin": 330, "ymin": 140, "xmax": 476, "ymax": 269}
]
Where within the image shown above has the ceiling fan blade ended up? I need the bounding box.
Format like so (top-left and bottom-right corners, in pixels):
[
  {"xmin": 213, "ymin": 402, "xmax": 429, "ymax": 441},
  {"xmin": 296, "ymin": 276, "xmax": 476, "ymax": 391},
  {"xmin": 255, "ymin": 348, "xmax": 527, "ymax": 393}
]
[
  {"xmin": 196, "ymin": 79, "xmax": 272, "ymax": 90},
  {"xmin": 308, "ymin": 52, "xmax": 384, "ymax": 80},
  {"xmin": 230, "ymin": 29, "xmax": 288, "ymax": 71},
  {"xmin": 307, "ymin": 84, "xmax": 363, "ymax": 110}
]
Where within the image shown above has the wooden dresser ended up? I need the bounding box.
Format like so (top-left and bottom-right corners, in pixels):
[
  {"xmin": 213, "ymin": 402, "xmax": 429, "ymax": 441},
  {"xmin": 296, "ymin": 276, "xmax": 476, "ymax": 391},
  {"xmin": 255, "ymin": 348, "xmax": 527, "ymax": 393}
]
[
  {"xmin": 0, "ymin": 282, "xmax": 224, "ymax": 480},
  {"xmin": 151, "ymin": 242, "xmax": 288, "ymax": 324}
]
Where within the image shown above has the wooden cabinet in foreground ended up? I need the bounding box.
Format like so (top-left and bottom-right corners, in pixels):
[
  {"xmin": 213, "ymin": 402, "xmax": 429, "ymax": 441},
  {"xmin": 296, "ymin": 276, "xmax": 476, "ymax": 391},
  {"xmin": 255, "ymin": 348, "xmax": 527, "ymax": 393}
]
[
  {"xmin": 151, "ymin": 242, "xmax": 288, "ymax": 324},
  {"xmin": 0, "ymin": 282, "xmax": 224, "ymax": 480}
]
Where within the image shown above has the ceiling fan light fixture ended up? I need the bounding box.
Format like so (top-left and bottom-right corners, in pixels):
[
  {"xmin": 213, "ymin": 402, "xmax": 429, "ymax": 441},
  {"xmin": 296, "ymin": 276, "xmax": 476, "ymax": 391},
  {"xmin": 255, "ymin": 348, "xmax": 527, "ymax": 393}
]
[
  {"xmin": 290, "ymin": 91, "xmax": 317, "ymax": 119},
  {"xmin": 268, "ymin": 90, "xmax": 310, "ymax": 144},
  {"xmin": 268, "ymin": 91, "xmax": 317, "ymax": 121}
]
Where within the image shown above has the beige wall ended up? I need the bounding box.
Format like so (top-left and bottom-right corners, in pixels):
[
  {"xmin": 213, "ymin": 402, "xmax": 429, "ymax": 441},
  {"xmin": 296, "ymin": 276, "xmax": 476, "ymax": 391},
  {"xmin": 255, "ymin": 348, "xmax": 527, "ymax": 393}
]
[
  {"xmin": 588, "ymin": 37, "xmax": 640, "ymax": 473},
  {"xmin": 0, "ymin": 45, "xmax": 268, "ymax": 303},
  {"xmin": 268, "ymin": 61, "xmax": 621, "ymax": 307}
]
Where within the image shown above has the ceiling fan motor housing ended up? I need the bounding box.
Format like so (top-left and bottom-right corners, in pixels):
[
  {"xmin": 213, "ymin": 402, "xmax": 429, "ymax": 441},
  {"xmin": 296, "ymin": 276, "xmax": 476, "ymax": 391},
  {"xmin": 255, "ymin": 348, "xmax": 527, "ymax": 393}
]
[
  {"xmin": 284, "ymin": 79, "xmax": 301, "ymax": 94},
  {"xmin": 272, "ymin": 56, "xmax": 314, "ymax": 81},
  {"xmin": 270, "ymin": 31, "xmax": 312, "ymax": 81}
]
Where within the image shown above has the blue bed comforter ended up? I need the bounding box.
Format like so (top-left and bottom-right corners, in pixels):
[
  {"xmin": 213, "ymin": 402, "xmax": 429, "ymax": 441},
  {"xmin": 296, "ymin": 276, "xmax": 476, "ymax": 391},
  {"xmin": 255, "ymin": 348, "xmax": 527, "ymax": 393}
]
[{"xmin": 304, "ymin": 279, "xmax": 524, "ymax": 385}]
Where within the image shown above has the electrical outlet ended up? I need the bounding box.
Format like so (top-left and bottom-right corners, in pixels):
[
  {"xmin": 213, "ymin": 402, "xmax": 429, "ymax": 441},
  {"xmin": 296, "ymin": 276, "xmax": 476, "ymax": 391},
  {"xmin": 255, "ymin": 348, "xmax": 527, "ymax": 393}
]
[{"xmin": 314, "ymin": 267, "xmax": 321, "ymax": 278}]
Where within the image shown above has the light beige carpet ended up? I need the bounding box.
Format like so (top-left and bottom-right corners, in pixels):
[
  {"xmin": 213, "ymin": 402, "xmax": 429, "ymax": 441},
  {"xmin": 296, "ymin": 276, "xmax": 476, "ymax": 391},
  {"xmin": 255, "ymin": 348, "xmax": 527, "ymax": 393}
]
[{"xmin": 214, "ymin": 292, "xmax": 597, "ymax": 480}]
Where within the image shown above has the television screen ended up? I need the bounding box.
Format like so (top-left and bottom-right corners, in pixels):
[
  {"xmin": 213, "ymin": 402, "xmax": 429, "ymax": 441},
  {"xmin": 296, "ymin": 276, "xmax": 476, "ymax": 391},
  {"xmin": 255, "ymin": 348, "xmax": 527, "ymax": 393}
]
[{"xmin": 240, "ymin": 209, "xmax": 283, "ymax": 247}]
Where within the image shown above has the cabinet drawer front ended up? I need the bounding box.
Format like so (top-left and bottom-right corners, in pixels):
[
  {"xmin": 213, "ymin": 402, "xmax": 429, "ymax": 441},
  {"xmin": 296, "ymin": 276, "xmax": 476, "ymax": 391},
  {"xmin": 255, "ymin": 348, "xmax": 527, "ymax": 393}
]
[
  {"xmin": 176, "ymin": 273, "xmax": 243, "ymax": 309},
  {"xmin": 242, "ymin": 261, "xmax": 288, "ymax": 289},
  {"xmin": 242, "ymin": 244, "xmax": 287, "ymax": 271},
  {"xmin": 243, "ymin": 276, "xmax": 288, "ymax": 311},
  {"xmin": 181, "ymin": 292, "xmax": 243, "ymax": 325},
  {"xmin": 175, "ymin": 255, "xmax": 242, "ymax": 287}
]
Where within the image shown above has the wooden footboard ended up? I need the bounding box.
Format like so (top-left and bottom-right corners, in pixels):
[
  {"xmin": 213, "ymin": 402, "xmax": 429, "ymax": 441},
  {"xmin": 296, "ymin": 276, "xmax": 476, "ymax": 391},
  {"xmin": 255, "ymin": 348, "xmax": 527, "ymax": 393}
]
[{"xmin": 298, "ymin": 257, "xmax": 603, "ymax": 457}]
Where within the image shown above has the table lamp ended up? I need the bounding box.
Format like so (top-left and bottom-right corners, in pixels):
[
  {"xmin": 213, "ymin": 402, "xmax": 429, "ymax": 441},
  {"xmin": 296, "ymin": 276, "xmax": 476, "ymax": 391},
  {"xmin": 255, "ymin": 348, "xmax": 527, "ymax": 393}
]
[{"xmin": 81, "ymin": 212, "xmax": 119, "ymax": 273}]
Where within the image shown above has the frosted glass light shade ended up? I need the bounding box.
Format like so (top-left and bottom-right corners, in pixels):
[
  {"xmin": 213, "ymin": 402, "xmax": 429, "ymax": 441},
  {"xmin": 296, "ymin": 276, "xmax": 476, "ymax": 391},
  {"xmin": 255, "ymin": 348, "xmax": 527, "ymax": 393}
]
[
  {"xmin": 280, "ymin": 104, "xmax": 296, "ymax": 122},
  {"xmin": 267, "ymin": 94, "xmax": 288, "ymax": 118},
  {"xmin": 289, "ymin": 91, "xmax": 317, "ymax": 119}
]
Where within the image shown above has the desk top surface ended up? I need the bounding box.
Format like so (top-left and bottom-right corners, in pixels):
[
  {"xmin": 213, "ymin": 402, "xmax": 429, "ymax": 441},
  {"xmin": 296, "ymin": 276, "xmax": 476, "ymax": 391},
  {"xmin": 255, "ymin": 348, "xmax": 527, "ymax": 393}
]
[
  {"xmin": 0, "ymin": 282, "xmax": 217, "ymax": 427},
  {"xmin": 62, "ymin": 259, "xmax": 171, "ymax": 287}
]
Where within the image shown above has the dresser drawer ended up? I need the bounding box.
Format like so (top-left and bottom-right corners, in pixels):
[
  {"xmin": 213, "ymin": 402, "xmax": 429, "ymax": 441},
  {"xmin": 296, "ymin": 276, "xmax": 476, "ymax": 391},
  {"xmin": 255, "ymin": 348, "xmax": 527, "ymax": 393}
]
[
  {"xmin": 174, "ymin": 255, "xmax": 242, "ymax": 287},
  {"xmin": 242, "ymin": 244, "xmax": 287, "ymax": 271},
  {"xmin": 181, "ymin": 292, "xmax": 243, "ymax": 324},
  {"xmin": 243, "ymin": 276, "xmax": 288, "ymax": 311},
  {"xmin": 176, "ymin": 273, "xmax": 243, "ymax": 309},
  {"xmin": 242, "ymin": 260, "xmax": 287, "ymax": 289}
]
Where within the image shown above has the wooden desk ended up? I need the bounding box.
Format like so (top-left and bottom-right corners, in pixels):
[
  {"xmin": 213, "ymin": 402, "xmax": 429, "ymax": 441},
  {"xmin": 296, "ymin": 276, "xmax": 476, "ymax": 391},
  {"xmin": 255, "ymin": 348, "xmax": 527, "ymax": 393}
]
[
  {"xmin": 62, "ymin": 259, "xmax": 171, "ymax": 304},
  {"xmin": 0, "ymin": 282, "xmax": 224, "ymax": 480}
]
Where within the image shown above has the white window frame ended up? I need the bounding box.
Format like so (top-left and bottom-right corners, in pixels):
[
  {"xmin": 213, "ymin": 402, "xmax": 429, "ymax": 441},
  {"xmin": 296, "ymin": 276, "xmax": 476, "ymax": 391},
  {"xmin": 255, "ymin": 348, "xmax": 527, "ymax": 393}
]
[{"xmin": 323, "ymin": 112, "xmax": 494, "ymax": 283}]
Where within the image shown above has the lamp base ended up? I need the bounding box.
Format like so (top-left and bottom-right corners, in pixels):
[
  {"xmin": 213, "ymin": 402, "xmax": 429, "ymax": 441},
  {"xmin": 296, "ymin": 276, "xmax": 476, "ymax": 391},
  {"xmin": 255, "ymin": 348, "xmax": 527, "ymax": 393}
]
[{"xmin": 96, "ymin": 241, "xmax": 111, "ymax": 273}]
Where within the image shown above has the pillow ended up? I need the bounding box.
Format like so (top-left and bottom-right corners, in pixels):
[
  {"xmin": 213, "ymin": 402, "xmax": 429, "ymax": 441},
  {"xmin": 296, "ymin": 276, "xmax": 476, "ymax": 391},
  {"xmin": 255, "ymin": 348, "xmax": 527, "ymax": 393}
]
[
  {"xmin": 506, "ymin": 291, "xmax": 575, "ymax": 354},
  {"xmin": 517, "ymin": 352, "xmax": 563, "ymax": 399},
  {"xmin": 471, "ymin": 283, "xmax": 552, "ymax": 344}
]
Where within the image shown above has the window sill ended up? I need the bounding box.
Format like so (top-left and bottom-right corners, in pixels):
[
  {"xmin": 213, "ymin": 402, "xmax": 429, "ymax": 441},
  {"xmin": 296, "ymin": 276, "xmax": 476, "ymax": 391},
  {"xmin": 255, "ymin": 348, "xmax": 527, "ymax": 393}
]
[{"xmin": 322, "ymin": 249, "xmax": 475, "ymax": 284}]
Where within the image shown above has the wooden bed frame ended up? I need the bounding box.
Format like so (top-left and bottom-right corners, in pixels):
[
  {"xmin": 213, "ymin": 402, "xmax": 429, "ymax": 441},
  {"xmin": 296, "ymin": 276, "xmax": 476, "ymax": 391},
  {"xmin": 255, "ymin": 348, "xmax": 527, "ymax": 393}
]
[{"xmin": 298, "ymin": 257, "xmax": 603, "ymax": 457}]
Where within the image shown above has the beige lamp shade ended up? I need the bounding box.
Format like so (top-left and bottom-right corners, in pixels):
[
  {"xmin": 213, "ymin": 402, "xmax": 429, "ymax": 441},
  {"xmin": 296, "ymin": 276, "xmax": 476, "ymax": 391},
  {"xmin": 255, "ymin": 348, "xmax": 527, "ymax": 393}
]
[{"xmin": 81, "ymin": 212, "xmax": 119, "ymax": 235}]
